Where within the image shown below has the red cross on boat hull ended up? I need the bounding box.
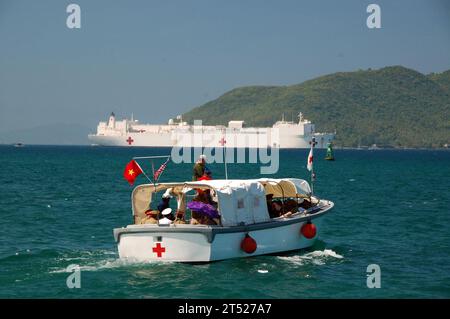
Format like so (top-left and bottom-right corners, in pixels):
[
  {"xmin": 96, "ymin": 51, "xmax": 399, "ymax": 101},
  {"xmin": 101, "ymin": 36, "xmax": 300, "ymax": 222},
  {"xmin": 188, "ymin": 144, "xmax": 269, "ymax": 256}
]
[{"xmin": 152, "ymin": 242, "xmax": 166, "ymax": 258}]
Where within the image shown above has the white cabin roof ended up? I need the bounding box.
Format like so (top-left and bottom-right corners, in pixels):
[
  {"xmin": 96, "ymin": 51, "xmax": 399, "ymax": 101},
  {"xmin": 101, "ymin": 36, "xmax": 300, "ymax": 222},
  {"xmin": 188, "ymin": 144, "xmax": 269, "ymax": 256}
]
[{"xmin": 187, "ymin": 178, "xmax": 311, "ymax": 197}]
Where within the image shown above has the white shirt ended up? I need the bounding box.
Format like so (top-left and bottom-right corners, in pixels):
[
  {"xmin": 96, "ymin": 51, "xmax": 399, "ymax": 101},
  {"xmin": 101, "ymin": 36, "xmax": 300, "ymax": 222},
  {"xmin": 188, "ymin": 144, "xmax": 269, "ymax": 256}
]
[{"xmin": 158, "ymin": 217, "xmax": 172, "ymax": 225}]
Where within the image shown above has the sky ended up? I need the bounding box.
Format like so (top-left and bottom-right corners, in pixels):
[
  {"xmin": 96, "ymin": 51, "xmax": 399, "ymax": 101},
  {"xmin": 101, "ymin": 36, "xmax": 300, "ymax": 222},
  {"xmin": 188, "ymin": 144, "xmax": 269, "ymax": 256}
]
[{"xmin": 0, "ymin": 0, "xmax": 449, "ymax": 133}]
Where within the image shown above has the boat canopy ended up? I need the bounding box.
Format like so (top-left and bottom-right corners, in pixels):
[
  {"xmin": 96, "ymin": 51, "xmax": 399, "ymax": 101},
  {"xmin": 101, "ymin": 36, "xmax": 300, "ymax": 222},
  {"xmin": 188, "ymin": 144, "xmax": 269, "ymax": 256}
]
[
  {"xmin": 131, "ymin": 178, "xmax": 312, "ymax": 227},
  {"xmin": 255, "ymin": 178, "xmax": 312, "ymax": 198},
  {"xmin": 189, "ymin": 180, "xmax": 270, "ymax": 226}
]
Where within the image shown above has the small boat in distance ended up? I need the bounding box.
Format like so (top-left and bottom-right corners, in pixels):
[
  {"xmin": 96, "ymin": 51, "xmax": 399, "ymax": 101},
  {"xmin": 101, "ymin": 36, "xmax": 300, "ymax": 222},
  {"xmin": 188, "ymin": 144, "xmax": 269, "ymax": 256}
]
[
  {"xmin": 13, "ymin": 143, "xmax": 24, "ymax": 147},
  {"xmin": 325, "ymin": 142, "xmax": 335, "ymax": 161},
  {"xmin": 113, "ymin": 178, "xmax": 334, "ymax": 262}
]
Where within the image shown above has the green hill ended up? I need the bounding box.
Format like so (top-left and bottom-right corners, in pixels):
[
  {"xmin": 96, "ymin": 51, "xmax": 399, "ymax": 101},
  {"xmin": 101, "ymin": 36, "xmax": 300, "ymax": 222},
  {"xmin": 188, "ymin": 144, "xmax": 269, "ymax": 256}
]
[{"xmin": 183, "ymin": 66, "xmax": 450, "ymax": 148}]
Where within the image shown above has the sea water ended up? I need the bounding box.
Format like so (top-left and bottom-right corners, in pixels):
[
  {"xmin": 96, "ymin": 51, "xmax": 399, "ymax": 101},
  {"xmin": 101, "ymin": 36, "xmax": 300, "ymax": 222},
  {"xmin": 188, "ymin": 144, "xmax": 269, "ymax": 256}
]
[{"xmin": 0, "ymin": 145, "xmax": 449, "ymax": 298}]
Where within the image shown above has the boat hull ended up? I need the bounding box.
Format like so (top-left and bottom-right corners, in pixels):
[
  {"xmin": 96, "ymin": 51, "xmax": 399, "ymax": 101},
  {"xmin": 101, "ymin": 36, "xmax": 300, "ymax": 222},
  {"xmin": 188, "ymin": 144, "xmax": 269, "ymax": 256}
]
[{"xmin": 114, "ymin": 203, "xmax": 332, "ymax": 262}]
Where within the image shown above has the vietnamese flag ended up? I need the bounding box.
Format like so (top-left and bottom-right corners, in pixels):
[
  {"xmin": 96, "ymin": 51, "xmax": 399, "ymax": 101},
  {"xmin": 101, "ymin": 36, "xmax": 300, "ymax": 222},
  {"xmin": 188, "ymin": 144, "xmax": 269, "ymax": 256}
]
[{"xmin": 123, "ymin": 160, "xmax": 143, "ymax": 185}]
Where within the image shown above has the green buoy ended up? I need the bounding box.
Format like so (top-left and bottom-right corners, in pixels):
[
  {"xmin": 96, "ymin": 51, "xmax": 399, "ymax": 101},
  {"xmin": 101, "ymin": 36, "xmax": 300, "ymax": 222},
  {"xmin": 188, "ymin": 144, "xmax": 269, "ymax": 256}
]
[{"xmin": 325, "ymin": 142, "xmax": 335, "ymax": 161}]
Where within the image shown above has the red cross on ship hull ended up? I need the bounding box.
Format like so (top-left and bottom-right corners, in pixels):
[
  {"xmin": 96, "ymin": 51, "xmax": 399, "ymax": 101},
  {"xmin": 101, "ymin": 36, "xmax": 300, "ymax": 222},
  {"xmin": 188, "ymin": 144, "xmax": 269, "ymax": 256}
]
[
  {"xmin": 219, "ymin": 137, "xmax": 226, "ymax": 146},
  {"xmin": 126, "ymin": 136, "xmax": 134, "ymax": 145}
]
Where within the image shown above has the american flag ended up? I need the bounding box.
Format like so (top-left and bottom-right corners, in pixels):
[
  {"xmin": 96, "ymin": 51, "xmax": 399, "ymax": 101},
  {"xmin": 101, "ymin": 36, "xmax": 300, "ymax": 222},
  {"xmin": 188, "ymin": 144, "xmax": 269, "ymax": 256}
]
[{"xmin": 153, "ymin": 158, "xmax": 170, "ymax": 182}]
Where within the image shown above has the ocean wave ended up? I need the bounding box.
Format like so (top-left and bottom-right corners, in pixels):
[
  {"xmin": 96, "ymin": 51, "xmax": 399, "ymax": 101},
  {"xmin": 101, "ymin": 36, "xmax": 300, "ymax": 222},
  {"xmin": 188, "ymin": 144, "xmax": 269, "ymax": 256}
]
[{"xmin": 277, "ymin": 249, "xmax": 343, "ymax": 266}]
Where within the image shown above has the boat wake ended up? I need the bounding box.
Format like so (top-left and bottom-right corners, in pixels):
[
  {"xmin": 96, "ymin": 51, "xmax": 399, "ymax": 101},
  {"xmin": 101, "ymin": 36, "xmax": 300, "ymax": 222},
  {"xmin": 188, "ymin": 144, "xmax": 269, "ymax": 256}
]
[
  {"xmin": 49, "ymin": 250, "xmax": 170, "ymax": 273},
  {"xmin": 277, "ymin": 249, "xmax": 343, "ymax": 266},
  {"xmin": 49, "ymin": 258, "xmax": 135, "ymax": 273},
  {"xmin": 47, "ymin": 248, "xmax": 343, "ymax": 273}
]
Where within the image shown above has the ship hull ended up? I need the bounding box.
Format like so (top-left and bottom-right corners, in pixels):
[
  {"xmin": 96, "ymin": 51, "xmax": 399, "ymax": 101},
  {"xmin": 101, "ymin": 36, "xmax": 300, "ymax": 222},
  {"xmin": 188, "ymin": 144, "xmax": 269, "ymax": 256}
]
[{"xmin": 88, "ymin": 133, "xmax": 334, "ymax": 149}]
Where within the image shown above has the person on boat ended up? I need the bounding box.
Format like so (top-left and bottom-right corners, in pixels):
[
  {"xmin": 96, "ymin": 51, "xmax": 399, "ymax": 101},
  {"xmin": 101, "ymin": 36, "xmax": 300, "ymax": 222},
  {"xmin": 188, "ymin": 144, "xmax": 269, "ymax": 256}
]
[
  {"xmin": 189, "ymin": 190, "xmax": 220, "ymax": 225},
  {"xmin": 199, "ymin": 214, "xmax": 219, "ymax": 225},
  {"xmin": 299, "ymin": 198, "xmax": 313, "ymax": 209},
  {"xmin": 269, "ymin": 199, "xmax": 293, "ymax": 218},
  {"xmin": 158, "ymin": 208, "xmax": 173, "ymax": 225},
  {"xmin": 174, "ymin": 210, "xmax": 186, "ymax": 224},
  {"xmin": 193, "ymin": 187, "xmax": 216, "ymax": 207},
  {"xmin": 157, "ymin": 191, "xmax": 174, "ymax": 219},
  {"xmin": 269, "ymin": 199, "xmax": 283, "ymax": 218},
  {"xmin": 191, "ymin": 206, "xmax": 220, "ymax": 225},
  {"xmin": 142, "ymin": 209, "xmax": 158, "ymax": 224},
  {"xmin": 192, "ymin": 154, "xmax": 207, "ymax": 181},
  {"xmin": 284, "ymin": 199, "xmax": 298, "ymax": 213},
  {"xmin": 189, "ymin": 192, "xmax": 207, "ymax": 224},
  {"xmin": 197, "ymin": 174, "xmax": 217, "ymax": 207}
]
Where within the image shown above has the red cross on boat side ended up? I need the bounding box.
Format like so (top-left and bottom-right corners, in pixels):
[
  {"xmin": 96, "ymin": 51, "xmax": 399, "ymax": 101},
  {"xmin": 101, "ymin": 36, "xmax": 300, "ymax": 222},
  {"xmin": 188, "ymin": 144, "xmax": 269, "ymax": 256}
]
[{"xmin": 152, "ymin": 242, "xmax": 166, "ymax": 257}]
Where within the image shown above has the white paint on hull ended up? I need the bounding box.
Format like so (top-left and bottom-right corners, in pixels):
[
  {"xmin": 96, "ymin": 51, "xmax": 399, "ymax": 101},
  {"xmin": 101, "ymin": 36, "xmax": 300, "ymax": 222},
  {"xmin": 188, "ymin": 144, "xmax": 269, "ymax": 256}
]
[{"xmin": 116, "ymin": 216, "xmax": 325, "ymax": 262}]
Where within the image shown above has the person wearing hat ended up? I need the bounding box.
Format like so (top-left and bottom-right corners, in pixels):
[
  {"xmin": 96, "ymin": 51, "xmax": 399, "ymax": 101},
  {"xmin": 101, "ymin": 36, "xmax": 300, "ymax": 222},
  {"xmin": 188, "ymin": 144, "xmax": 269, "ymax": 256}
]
[
  {"xmin": 157, "ymin": 189, "xmax": 173, "ymax": 214},
  {"xmin": 192, "ymin": 154, "xmax": 207, "ymax": 181},
  {"xmin": 159, "ymin": 208, "xmax": 174, "ymax": 225},
  {"xmin": 270, "ymin": 199, "xmax": 284, "ymax": 218}
]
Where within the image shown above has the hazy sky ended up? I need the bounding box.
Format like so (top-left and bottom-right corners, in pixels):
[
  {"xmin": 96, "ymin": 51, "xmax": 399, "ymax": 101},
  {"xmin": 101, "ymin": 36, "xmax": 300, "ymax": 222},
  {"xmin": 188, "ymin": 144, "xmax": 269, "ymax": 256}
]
[{"xmin": 1, "ymin": 0, "xmax": 449, "ymax": 132}]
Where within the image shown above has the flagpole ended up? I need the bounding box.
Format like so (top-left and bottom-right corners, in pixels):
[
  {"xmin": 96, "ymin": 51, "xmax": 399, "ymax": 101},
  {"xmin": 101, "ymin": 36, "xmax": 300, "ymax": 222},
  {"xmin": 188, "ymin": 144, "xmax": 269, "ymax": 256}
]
[
  {"xmin": 134, "ymin": 160, "xmax": 153, "ymax": 183},
  {"xmin": 133, "ymin": 155, "xmax": 171, "ymax": 160},
  {"xmin": 309, "ymin": 137, "xmax": 317, "ymax": 195}
]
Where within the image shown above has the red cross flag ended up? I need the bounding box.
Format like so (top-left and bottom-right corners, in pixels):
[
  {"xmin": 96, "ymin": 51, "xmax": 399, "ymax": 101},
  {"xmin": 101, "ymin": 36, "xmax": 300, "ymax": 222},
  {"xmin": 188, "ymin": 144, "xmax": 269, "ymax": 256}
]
[
  {"xmin": 307, "ymin": 148, "xmax": 313, "ymax": 171},
  {"xmin": 123, "ymin": 160, "xmax": 143, "ymax": 185}
]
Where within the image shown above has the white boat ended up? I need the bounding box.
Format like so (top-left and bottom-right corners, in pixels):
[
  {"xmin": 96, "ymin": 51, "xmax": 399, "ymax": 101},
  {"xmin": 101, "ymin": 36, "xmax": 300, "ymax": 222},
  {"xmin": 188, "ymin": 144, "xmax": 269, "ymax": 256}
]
[
  {"xmin": 113, "ymin": 178, "xmax": 334, "ymax": 262},
  {"xmin": 89, "ymin": 112, "xmax": 335, "ymax": 149}
]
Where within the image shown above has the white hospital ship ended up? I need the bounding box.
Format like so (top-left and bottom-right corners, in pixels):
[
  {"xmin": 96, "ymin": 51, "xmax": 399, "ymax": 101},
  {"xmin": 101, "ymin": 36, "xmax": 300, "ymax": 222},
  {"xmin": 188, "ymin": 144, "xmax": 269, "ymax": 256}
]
[{"xmin": 88, "ymin": 112, "xmax": 334, "ymax": 148}]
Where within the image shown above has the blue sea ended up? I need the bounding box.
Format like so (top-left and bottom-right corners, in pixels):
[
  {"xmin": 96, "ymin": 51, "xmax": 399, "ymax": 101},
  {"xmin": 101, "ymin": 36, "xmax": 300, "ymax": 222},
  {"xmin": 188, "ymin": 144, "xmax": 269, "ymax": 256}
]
[{"xmin": 1, "ymin": 145, "xmax": 449, "ymax": 298}]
